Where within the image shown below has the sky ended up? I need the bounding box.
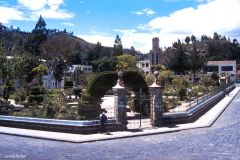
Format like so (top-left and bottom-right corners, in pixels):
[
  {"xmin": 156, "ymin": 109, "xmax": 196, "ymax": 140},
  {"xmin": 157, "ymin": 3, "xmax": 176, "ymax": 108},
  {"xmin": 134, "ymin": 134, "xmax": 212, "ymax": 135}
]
[{"xmin": 0, "ymin": 0, "xmax": 240, "ymax": 53}]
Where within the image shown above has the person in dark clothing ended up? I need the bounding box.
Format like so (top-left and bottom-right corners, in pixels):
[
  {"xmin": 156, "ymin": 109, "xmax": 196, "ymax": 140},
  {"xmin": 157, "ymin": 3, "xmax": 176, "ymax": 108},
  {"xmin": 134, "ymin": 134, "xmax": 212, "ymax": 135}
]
[{"xmin": 99, "ymin": 110, "xmax": 107, "ymax": 133}]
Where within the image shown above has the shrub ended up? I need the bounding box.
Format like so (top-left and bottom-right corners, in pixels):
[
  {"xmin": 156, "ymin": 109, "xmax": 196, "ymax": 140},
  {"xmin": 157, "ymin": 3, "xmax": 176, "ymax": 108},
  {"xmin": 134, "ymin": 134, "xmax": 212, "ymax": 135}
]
[
  {"xmin": 179, "ymin": 88, "xmax": 187, "ymax": 101},
  {"xmin": 29, "ymin": 86, "xmax": 46, "ymax": 95},
  {"xmin": 87, "ymin": 71, "xmax": 118, "ymax": 99},
  {"xmin": 14, "ymin": 88, "xmax": 27, "ymax": 104},
  {"xmin": 0, "ymin": 99, "xmax": 14, "ymax": 115},
  {"xmin": 13, "ymin": 106, "xmax": 46, "ymax": 118},
  {"xmin": 28, "ymin": 95, "xmax": 44, "ymax": 104},
  {"xmin": 163, "ymin": 96, "xmax": 178, "ymax": 111},
  {"xmin": 78, "ymin": 100, "xmax": 101, "ymax": 120},
  {"xmin": 87, "ymin": 71, "xmax": 149, "ymax": 99},
  {"xmin": 64, "ymin": 79, "xmax": 74, "ymax": 89},
  {"xmin": 26, "ymin": 85, "xmax": 46, "ymax": 104}
]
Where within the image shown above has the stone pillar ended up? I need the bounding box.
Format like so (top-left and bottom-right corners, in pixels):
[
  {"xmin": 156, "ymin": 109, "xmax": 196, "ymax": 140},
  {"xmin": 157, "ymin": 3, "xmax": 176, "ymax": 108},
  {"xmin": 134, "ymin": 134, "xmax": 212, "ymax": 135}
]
[
  {"xmin": 219, "ymin": 73, "xmax": 227, "ymax": 95},
  {"xmin": 112, "ymin": 71, "xmax": 127, "ymax": 130},
  {"xmin": 149, "ymin": 71, "xmax": 164, "ymax": 127}
]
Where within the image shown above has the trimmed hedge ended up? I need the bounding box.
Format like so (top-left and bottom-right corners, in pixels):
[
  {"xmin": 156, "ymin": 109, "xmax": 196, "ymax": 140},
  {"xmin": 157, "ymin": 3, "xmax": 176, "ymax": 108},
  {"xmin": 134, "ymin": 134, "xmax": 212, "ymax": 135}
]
[
  {"xmin": 86, "ymin": 71, "xmax": 150, "ymax": 115},
  {"xmin": 87, "ymin": 71, "xmax": 118, "ymax": 98},
  {"xmin": 87, "ymin": 71, "xmax": 149, "ymax": 98},
  {"xmin": 27, "ymin": 86, "xmax": 46, "ymax": 104},
  {"xmin": 28, "ymin": 95, "xmax": 44, "ymax": 104},
  {"xmin": 78, "ymin": 100, "xmax": 101, "ymax": 119}
]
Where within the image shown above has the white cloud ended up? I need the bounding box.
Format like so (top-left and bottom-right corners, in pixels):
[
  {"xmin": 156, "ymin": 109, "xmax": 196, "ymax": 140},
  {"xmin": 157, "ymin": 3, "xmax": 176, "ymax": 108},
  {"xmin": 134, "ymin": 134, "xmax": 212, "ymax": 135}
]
[
  {"xmin": 17, "ymin": 0, "xmax": 47, "ymax": 11},
  {"xmin": 78, "ymin": 32, "xmax": 115, "ymax": 47},
  {"xmin": 132, "ymin": 8, "xmax": 155, "ymax": 16},
  {"xmin": 62, "ymin": 22, "xmax": 74, "ymax": 27},
  {"xmin": 17, "ymin": 0, "xmax": 74, "ymax": 20},
  {"xmin": 34, "ymin": 8, "xmax": 74, "ymax": 19},
  {"xmin": 81, "ymin": 0, "xmax": 240, "ymax": 53},
  {"xmin": 147, "ymin": 0, "xmax": 240, "ymax": 36},
  {"xmin": 0, "ymin": 6, "xmax": 25, "ymax": 23},
  {"xmin": 0, "ymin": 0, "xmax": 74, "ymax": 24}
]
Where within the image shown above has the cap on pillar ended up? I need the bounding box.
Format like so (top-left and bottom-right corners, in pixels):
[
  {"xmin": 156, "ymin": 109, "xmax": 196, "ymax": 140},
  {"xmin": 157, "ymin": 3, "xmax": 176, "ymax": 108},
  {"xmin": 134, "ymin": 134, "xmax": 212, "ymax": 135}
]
[{"xmin": 113, "ymin": 71, "xmax": 125, "ymax": 89}]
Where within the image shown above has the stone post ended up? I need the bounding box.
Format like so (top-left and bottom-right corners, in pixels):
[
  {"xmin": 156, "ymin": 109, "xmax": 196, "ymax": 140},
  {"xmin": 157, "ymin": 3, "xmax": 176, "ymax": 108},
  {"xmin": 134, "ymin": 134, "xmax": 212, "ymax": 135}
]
[
  {"xmin": 149, "ymin": 71, "xmax": 164, "ymax": 127},
  {"xmin": 219, "ymin": 73, "xmax": 227, "ymax": 95},
  {"xmin": 112, "ymin": 71, "xmax": 127, "ymax": 130}
]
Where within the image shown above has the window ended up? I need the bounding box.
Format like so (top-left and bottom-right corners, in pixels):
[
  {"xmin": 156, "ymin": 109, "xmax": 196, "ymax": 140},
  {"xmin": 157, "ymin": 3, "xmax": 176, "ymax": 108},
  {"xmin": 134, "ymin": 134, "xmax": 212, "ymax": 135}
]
[
  {"xmin": 206, "ymin": 66, "xmax": 218, "ymax": 72},
  {"xmin": 146, "ymin": 63, "xmax": 149, "ymax": 67},
  {"xmin": 221, "ymin": 66, "xmax": 233, "ymax": 71},
  {"xmin": 142, "ymin": 63, "xmax": 145, "ymax": 68}
]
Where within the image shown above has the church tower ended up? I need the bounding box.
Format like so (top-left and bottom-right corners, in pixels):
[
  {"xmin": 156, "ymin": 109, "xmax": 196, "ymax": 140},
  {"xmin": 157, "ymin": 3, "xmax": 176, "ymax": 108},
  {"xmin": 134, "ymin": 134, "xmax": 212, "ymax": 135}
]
[{"xmin": 149, "ymin": 37, "xmax": 161, "ymax": 66}]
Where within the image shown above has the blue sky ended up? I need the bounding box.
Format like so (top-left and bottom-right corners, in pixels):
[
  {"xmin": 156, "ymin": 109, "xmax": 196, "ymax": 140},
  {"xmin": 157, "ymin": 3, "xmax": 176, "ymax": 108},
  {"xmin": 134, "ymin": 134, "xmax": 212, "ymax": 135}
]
[{"xmin": 1, "ymin": 0, "xmax": 240, "ymax": 53}]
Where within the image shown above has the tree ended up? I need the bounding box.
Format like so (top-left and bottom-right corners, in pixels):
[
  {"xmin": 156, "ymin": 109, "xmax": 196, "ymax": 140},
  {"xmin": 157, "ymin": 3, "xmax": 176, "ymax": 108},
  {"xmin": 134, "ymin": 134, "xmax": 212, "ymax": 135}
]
[
  {"xmin": 0, "ymin": 40, "xmax": 8, "ymax": 82},
  {"xmin": 159, "ymin": 70, "xmax": 173, "ymax": 85},
  {"xmin": 129, "ymin": 46, "xmax": 136, "ymax": 56},
  {"xmin": 24, "ymin": 15, "xmax": 48, "ymax": 56},
  {"xmin": 13, "ymin": 53, "xmax": 39, "ymax": 83},
  {"xmin": 32, "ymin": 64, "xmax": 48, "ymax": 85},
  {"xmin": 189, "ymin": 43, "xmax": 203, "ymax": 82},
  {"xmin": 213, "ymin": 32, "xmax": 221, "ymax": 40},
  {"xmin": 92, "ymin": 56, "xmax": 116, "ymax": 72},
  {"xmin": 86, "ymin": 42, "xmax": 102, "ymax": 64},
  {"xmin": 53, "ymin": 57, "xmax": 66, "ymax": 88},
  {"xmin": 168, "ymin": 40, "xmax": 189, "ymax": 75},
  {"xmin": 113, "ymin": 34, "xmax": 123, "ymax": 56},
  {"xmin": 201, "ymin": 35, "xmax": 211, "ymax": 41},
  {"xmin": 116, "ymin": 55, "xmax": 136, "ymax": 71},
  {"xmin": 185, "ymin": 36, "xmax": 190, "ymax": 44},
  {"xmin": 191, "ymin": 35, "xmax": 196, "ymax": 43},
  {"xmin": 0, "ymin": 41, "xmax": 12, "ymax": 100}
]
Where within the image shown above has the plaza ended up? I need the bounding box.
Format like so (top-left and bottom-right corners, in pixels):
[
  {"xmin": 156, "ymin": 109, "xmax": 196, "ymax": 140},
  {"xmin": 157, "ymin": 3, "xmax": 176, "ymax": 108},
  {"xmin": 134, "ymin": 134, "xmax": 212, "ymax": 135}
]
[{"xmin": 0, "ymin": 85, "xmax": 239, "ymax": 159}]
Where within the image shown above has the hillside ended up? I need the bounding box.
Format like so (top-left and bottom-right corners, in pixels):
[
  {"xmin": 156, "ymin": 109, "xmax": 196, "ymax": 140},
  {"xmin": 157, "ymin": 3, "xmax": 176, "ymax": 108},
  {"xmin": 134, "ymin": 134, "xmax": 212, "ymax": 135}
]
[
  {"xmin": 0, "ymin": 23, "xmax": 141, "ymax": 65},
  {"xmin": 0, "ymin": 24, "xmax": 95, "ymax": 61},
  {"xmin": 161, "ymin": 37, "xmax": 240, "ymax": 67}
]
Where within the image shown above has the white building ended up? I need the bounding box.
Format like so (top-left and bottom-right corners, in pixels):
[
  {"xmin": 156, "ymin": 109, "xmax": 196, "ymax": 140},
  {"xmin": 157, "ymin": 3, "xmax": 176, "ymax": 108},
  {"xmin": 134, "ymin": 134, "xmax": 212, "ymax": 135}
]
[
  {"xmin": 68, "ymin": 65, "xmax": 93, "ymax": 74},
  {"xmin": 136, "ymin": 60, "xmax": 150, "ymax": 74},
  {"xmin": 42, "ymin": 69, "xmax": 64, "ymax": 89},
  {"xmin": 206, "ymin": 60, "xmax": 237, "ymax": 81}
]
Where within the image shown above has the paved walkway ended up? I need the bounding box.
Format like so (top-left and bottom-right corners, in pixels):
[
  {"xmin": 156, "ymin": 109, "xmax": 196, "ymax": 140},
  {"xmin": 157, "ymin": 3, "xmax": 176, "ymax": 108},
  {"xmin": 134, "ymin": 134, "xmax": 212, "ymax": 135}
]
[{"xmin": 0, "ymin": 87, "xmax": 239, "ymax": 143}]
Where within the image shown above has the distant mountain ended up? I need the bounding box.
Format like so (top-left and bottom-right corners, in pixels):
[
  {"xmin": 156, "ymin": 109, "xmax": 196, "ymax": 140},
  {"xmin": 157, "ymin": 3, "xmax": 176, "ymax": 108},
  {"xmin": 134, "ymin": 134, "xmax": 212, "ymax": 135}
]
[
  {"xmin": 0, "ymin": 24, "xmax": 95, "ymax": 60},
  {"xmin": 0, "ymin": 23, "xmax": 145, "ymax": 65}
]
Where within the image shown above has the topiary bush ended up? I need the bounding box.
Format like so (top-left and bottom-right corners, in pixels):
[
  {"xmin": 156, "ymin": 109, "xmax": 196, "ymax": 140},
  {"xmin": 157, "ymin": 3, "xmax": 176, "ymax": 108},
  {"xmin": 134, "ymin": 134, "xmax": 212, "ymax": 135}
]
[
  {"xmin": 87, "ymin": 71, "xmax": 118, "ymax": 99},
  {"xmin": 27, "ymin": 86, "xmax": 46, "ymax": 104},
  {"xmin": 28, "ymin": 95, "xmax": 44, "ymax": 103},
  {"xmin": 78, "ymin": 100, "xmax": 101, "ymax": 120},
  {"xmin": 87, "ymin": 71, "xmax": 149, "ymax": 99},
  {"xmin": 14, "ymin": 88, "xmax": 27, "ymax": 104},
  {"xmin": 87, "ymin": 71, "xmax": 150, "ymax": 115},
  {"xmin": 0, "ymin": 99, "xmax": 14, "ymax": 115},
  {"xmin": 179, "ymin": 87, "xmax": 187, "ymax": 101}
]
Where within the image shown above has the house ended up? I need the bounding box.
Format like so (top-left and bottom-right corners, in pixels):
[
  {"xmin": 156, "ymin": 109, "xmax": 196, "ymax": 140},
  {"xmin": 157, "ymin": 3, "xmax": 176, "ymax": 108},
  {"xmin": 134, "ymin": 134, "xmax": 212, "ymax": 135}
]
[
  {"xmin": 206, "ymin": 60, "xmax": 237, "ymax": 81},
  {"xmin": 68, "ymin": 65, "xmax": 93, "ymax": 74},
  {"xmin": 42, "ymin": 69, "xmax": 64, "ymax": 89},
  {"xmin": 136, "ymin": 60, "xmax": 150, "ymax": 74}
]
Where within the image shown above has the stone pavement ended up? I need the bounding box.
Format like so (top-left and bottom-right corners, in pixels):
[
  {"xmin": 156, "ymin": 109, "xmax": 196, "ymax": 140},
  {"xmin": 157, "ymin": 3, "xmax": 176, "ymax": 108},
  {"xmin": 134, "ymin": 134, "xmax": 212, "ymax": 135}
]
[{"xmin": 0, "ymin": 87, "xmax": 239, "ymax": 143}]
